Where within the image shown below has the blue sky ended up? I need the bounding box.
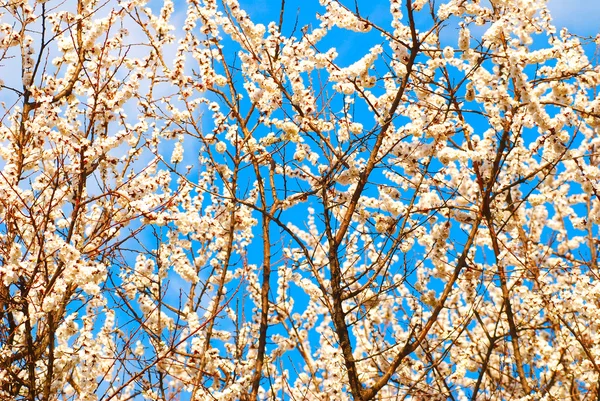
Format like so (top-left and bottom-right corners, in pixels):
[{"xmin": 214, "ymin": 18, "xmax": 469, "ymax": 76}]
[
  {"xmin": 196, "ymin": 0, "xmax": 600, "ymax": 396},
  {"xmin": 548, "ymin": 0, "xmax": 600, "ymax": 35},
  {"xmin": 1, "ymin": 0, "xmax": 599, "ymax": 398},
  {"xmin": 148, "ymin": 0, "xmax": 600, "ymax": 394}
]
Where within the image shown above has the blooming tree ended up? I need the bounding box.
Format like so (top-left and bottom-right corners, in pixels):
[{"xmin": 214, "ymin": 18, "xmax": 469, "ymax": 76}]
[{"xmin": 1, "ymin": 0, "xmax": 600, "ymax": 399}]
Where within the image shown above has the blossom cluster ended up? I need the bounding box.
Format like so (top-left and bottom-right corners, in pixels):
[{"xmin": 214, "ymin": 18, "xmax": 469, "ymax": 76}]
[{"xmin": 0, "ymin": 0, "xmax": 599, "ymax": 400}]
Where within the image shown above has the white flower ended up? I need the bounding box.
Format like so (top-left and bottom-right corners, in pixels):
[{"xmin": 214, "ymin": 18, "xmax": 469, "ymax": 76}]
[
  {"xmin": 134, "ymin": 341, "xmax": 145, "ymax": 356},
  {"xmin": 465, "ymin": 82, "xmax": 475, "ymax": 102},
  {"xmin": 349, "ymin": 122, "xmax": 363, "ymax": 134},
  {"xmin": 215, "ymin": 141, "xmax": 227, "ymax": 153},
  {"xmin": 171, "ymin": 141, "xmax": 184, "ymax": 164},
  {"xmin": 458, "ymin": 26, "xmax": 470, "ymax": 51},
  {"xmin": 294, "ymin": 149, "xmax": 306, "ymax": 162},
  {"xmin": 395, "ymin": 44, "xmax": 410, "ymax": 64},
  {"xmin": 443, "ymin": 46, "xmax": 454, "ymax": 59}
]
